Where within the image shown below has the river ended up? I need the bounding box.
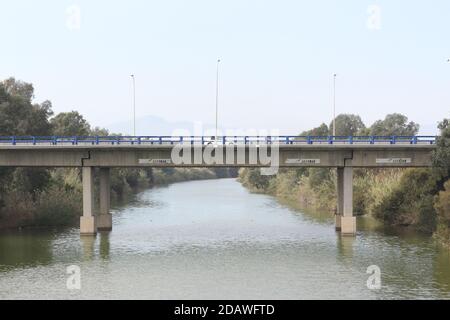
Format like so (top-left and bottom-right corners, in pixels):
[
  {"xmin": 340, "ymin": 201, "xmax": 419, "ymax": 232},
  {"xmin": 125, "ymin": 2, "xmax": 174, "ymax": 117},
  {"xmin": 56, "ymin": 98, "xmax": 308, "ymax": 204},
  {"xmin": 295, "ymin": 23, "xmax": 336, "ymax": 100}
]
[{"xmin": 1, "ymin": 178, "xmax": 450, "ymax": 299}]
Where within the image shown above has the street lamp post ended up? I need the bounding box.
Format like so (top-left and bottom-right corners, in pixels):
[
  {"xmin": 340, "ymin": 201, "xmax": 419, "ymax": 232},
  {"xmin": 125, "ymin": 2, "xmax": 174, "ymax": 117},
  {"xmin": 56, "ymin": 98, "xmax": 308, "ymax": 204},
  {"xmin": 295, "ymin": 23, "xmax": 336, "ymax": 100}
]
[
  {"xmin": 130, "ymin": 74, "xmax": 136, "ymax": 136},
  {"xmin": 333, "ymin": 73, "xmax": 337, "ymax": 137},
  {"xmin": 215, "ymin": 59, "xmax": 221, "ymax": 142}
]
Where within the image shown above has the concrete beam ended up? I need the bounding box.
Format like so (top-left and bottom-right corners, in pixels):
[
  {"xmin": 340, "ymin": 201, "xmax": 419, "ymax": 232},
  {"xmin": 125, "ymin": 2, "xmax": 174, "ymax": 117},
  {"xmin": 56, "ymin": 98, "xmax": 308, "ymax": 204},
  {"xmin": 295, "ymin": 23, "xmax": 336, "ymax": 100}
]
[
  {"xmin": 80, "ymin": 167, "xmax": 96, "ymax": 235},
  {"xmin": 0, "ymin": 145, "xmax": 435, "ymax": 168},
  {"xmin": 0, "ymin": 149, "xmax": 89, "ymax": 167},
  {"xmin": 98, "ymin": 167, "xmax": 112, "ymax": 231}
]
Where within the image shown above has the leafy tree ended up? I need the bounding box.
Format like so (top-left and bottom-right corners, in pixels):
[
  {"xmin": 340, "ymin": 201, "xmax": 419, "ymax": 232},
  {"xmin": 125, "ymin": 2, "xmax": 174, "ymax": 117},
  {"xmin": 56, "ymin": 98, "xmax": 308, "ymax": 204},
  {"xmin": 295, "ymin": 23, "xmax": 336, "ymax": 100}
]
[
  {"xmin": 432, "ymin": 119, "xmax": 450, "ymax": 238},
  {"xmin": 50, "ymin": 111, "xmax": 90, "ymax": 136},
  {"xmin": 299, "ymin": 123, "xmax": 329, "ymax": 136},
  {"xmin": 243, "ymin": 168, "xmax": 272, "ymax": 190},
  {"xmin": 90, "ymin": 126, "xmax": 109, "ymax": 136},
  {"xmin": 2, "ymin": 77, "xmax": 34, "ymax": 102},
  {"xmin": 432, "ymin": 119, "xmax": 450, "ymax": 180},
  {"xmin": 435, "ymin": 180, "xmax": 450, "ymax": 227},
  {"xmin": 373, "ymin": 168, "xmax": 438, "ymax": 232},
  {"xmin": 357, "ymin": 127, "xmax": 371, "ymax": 136},
  {"xmin": 0, "ymin": 79, "xmax": 53, "ymax": 206},
  {"xmin": 329, "ymin": 114, "xmax": 366, "ymax": 136},
  {"xmin": 370, "ymin": 113, "xmax": 419, "ymax": 136},
  {"xmin": 0, "ymin": 78, "xmax": 53, "ymax": 136}
]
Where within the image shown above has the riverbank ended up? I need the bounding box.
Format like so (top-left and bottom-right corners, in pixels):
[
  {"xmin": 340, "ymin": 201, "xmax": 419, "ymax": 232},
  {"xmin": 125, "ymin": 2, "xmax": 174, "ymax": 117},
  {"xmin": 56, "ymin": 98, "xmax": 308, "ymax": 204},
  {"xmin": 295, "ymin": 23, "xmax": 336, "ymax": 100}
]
[
  {"xmin": 0, "ymin": 167, "xmax": 237, "ymax": 230},
  {"xmin": 238, "ymin": 167, "xmax": 450, "ymax": 246}
]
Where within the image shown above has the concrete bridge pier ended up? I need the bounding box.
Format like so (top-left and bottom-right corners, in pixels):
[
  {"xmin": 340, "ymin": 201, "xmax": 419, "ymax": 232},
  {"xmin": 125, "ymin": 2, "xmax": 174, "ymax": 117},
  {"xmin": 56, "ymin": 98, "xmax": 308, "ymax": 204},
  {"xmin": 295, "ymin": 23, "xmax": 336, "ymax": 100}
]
[
  {"xmin": 80, "ymin": 167, "xmax": 112, "ymax": 235},
  {"xmin": 335, "ymin": 166, "xmax": 356, "ymax": 235},
  {"xmin": 80, "ymin": 167, "xmax": 96, "ymax": 235},
  {"xmin": 97, "ymin": 168, "xmax": 112, "ymax": 231},
  {"xmin": 335, "ymin": 168, "xmax": 344, "ymax": 232}
]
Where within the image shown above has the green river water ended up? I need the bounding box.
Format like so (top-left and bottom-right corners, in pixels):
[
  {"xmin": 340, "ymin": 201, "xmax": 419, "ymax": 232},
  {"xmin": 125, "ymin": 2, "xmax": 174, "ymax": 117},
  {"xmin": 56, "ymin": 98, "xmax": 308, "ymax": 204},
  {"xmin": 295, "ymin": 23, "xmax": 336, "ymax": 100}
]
[{"xmin": 1, "ymin": 178, "xmax": 450, "ymax": 299}]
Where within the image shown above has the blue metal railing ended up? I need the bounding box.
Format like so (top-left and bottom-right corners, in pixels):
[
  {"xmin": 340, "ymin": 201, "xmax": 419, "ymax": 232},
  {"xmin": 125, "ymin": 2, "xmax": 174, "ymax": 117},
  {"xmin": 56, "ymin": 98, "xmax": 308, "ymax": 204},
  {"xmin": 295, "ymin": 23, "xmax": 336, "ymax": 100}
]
[{"xmin": 0, "ymin": 135, "xmax": 438, "ymax": 146}]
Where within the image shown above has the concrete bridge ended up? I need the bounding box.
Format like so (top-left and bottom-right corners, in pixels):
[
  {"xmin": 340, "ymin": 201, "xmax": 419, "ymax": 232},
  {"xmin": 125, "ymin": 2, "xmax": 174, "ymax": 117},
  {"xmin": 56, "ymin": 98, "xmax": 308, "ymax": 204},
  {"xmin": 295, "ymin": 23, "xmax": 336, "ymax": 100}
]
[{"xmin": 0, "ymin": 135, "xmax": 437, "ymax": 236}]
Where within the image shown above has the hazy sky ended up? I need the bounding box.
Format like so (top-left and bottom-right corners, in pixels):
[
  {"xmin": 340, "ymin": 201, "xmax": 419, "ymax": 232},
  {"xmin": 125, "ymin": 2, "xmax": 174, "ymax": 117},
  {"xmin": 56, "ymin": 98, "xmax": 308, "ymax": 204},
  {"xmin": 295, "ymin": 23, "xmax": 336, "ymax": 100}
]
[{"xmin": 1, "ymin": 0, "xmax": 449, "ymax": 135}]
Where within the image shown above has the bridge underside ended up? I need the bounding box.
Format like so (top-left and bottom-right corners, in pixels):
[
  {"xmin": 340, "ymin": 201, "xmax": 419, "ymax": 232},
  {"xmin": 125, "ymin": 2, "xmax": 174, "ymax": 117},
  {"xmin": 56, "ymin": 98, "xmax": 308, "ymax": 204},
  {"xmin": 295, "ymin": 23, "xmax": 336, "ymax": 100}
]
[{"xmin": 0, "ymin": 145, "xmax": 434, "ymax": 236}]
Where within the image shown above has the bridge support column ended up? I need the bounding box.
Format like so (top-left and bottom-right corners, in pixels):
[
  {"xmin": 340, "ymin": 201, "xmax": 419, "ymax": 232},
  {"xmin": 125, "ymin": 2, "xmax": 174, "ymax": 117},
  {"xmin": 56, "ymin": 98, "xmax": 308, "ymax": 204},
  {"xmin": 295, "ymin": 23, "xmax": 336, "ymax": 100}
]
[
  {"xmin": 80, "ymin": 167, "xmax": 96, "ymax": 235},
  {"xmin": 336, "ymin": 166, "xmax": 356, "ymax": 235},
  {"xmin": 98, "ymin": 168, "xmax": 112, "ymax": 231},
  {"xmin": 335, "ymin": 168, "xmax": 344, "ymax": 231}
]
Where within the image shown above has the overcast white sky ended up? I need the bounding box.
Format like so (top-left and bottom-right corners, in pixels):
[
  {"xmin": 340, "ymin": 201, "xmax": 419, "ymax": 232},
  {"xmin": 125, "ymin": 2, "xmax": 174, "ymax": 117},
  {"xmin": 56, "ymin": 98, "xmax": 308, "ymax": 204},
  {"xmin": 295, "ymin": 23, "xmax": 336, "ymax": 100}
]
[{"xmin": 1, "ymin": 0, "xmax": 449, "ymax": 134}]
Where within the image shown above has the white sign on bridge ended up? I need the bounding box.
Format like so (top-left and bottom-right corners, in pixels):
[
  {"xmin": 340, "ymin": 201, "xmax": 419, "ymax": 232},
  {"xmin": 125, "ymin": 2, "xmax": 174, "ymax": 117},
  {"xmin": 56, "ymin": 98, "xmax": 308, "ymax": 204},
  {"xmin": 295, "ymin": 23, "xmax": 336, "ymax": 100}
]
[
  {"xmin": 138, "ymin": 159, "xmax": 172, "ymax": 164},
  {"xmin": 285, "ymin": 158, "xmax": 321, "ymax": 165},
  {"xmin": 376, "ymin": 158, "xmax": 412, "ymax": 164}
]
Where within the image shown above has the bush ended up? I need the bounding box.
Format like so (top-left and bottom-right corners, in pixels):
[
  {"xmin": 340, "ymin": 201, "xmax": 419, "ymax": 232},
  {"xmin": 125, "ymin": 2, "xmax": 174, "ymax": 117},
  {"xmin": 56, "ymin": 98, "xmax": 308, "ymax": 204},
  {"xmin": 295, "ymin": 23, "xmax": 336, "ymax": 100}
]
[
  {"xmin": 434, "ymin": 180, "xmax": 450, "ymax": 245},
  {"xmin": 0, "ymin": 191, "xmax": 35, "ymax": 227},
  {"xmin": 152, "ymin": 168, "xmax": 217, "ymax": 185},
  {"xmin": 353, "ymin": 169, "xmax": 403, "ymax": 216},
  {"xmin": 34, "ymin": 185, "xmax": 82, "ymax": 227},
  {"xmin": 435, "ymin": 180, "xmax": 450, "ymax": 227},
  {"xmin": 373, "ymin": 169, "xmax": 438, "ymax": 232}
]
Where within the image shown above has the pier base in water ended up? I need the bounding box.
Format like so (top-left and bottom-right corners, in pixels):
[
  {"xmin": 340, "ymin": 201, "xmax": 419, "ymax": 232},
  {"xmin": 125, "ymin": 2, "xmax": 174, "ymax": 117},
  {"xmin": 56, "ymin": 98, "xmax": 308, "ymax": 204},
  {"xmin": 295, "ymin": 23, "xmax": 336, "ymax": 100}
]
[
  {"xmin": 80, "ymin": 167, "xmax": 112, "ymax": 235},
  {"xmin": 336, "ymin": 166, "xmax": 356, "ymax": 235},
  {"xmin": 338, "ymin": 216, "xmax": 356, "ymax": 235}
]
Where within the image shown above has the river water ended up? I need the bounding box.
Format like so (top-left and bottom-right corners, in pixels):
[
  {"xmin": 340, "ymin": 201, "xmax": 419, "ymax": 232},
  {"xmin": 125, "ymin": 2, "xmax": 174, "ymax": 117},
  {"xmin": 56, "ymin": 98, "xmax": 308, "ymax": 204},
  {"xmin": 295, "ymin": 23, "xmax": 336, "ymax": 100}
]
[{"xmin": 1, "ymin": 178, "xmax": 450, "ymax": 299}]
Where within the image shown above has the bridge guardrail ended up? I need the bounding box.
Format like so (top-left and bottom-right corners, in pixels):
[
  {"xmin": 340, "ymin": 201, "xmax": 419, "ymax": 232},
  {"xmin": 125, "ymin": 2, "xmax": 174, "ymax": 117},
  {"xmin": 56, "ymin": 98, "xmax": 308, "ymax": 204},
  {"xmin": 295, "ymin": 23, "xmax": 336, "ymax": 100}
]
[{"xmin": 0, "ymin": 135, "xmax": 437, "ymax": 146}]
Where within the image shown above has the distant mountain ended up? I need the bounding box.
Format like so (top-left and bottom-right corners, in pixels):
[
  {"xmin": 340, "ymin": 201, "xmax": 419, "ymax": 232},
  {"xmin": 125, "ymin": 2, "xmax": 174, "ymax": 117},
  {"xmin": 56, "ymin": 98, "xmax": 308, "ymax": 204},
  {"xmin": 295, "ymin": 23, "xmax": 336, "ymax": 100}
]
[
  {"xmin": 106, "ymin": 115, "xmax": 219, "ymax": 136},
  {"xmin": 418, "ymin": 122, "xmax": 440, "ymax": 136}
]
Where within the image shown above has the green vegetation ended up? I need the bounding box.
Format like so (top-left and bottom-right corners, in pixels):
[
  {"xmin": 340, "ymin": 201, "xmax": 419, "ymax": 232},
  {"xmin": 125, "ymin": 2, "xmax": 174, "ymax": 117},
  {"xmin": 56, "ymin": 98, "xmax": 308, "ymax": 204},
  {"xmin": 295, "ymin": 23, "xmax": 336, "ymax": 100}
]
[
  {"xmin": 433, "ymin": 119, "xmax": 450, "ymax": 244},
  {"xmin": 240, "ymin": 114, "xmax": 450, "ymax": 245},
  {"xmin": 328, "ymin": 114, "xmax": 365, "ymax": 136},
  {"xmin": 372, "ymin": 168, "xmax": 438, "ymax": 232},
  {"xmin": 0, "ymin": 78, "xmax": 234, "ymax": 229}
]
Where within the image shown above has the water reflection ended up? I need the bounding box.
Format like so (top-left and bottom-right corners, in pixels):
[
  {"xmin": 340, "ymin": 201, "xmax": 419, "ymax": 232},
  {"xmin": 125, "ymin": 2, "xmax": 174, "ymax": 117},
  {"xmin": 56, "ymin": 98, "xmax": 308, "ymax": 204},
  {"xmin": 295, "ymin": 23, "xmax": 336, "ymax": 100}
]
[
  {"xmin": 434, "ymin": 249, "xmax": 450, "ymax": 293},
  {"xmin": 336, "ymin": 235, "xmax": 355, "ymax": 261},
  {"xmin": 99, "ymin": 232, "xmax": 110, "ymax": 260},
  {"xmin": 0, "ymin": 229, "xmax": 54, "ymax": 269},
  {"xmin": 80, "ymin": 235, "xmax": 95, "ymax": 261}
]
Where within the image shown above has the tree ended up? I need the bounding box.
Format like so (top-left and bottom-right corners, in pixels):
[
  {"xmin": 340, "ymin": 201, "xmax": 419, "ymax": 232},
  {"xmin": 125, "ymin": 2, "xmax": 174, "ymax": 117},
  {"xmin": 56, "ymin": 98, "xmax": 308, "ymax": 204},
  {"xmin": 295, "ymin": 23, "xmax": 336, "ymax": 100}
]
[
  {"xmin": 246, "ymin": 168, "xmax": 272, "ymax": 190},
  {"xmin": 0, "ymin": 78, "xmax": 54, "ymax": 202},
  {"xmin": 2, "ymin": 77, "xmax": 34, "ymax": 102},
  {"xmin": 0, "ymin": 78, "xmax": 53, "ymax": 136},
  {"xmin": 299, "ymin": 123, "xmax": 329, "ymax": 136},
  {"xmin": 50, "ymin": 111, "xmax": 91, "ymax": 136},
  {"xmin": 329, "ymin": 114, "xmax": 366, "ymax": 136},
  {"xmin": 90, "ymin": 126, "xmax": 109, "ymax": 136},
  {"xmin": 435, "ymin": 180, "xmax": 450, "ymax": 227},
  {"xmin": 432, "ymin": 119, "xmax": 450, "ymax": 182},
  {"xmin": 370, "ymin": 113, "xmax": 419, "ymax": 136},
  {"xmin": 373, "ymin": 168, "xmax": 438, "ymax": 232}
]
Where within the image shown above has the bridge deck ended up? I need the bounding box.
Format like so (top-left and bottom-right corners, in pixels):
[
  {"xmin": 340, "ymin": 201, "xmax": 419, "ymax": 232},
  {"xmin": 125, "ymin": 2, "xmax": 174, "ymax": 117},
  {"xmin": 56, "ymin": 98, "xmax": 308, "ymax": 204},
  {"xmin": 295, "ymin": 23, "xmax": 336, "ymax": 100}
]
[
  {"xmin": 0, "ymin": 136, "xmax": 436, "ymax": 168},
  {"xmin": 0, "ymin": 135, "xmax": 438, "ymax": 148}
]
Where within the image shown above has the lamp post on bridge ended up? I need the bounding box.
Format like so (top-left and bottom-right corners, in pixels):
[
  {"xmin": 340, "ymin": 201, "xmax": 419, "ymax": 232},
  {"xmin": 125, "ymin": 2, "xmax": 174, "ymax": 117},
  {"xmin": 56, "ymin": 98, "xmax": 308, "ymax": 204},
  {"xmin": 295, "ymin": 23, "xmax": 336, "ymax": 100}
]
[
  {"xmin": 215, "ymin": 59, "xmax": 221, "ymax": 143},
  {"xmin": 333, "ymin": 73, "xmax": 337, "ymax": 137},
  {"xmin": 130, "ymin": 74, "xmax": 136, "ymax": 136}
]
